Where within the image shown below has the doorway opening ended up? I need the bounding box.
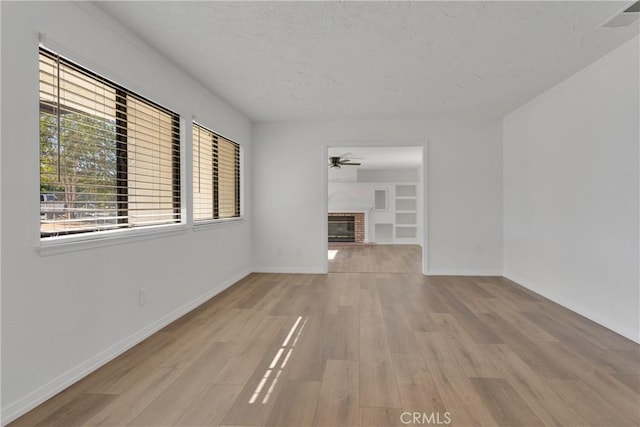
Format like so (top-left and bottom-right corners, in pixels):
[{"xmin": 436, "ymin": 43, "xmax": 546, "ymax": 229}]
[{"xmin": 325, "ymin": 146, "xmax": 425, "ymax": 273}]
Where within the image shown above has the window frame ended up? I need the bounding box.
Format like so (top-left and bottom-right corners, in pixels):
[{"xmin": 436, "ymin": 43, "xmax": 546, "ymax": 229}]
[
  {"xmin": 192, "ymin": 121, "xmax": 243, "ymax": 228},
  {"xmin": 38, "ymin": 47, "xmax": 185, "ymax": 248}
]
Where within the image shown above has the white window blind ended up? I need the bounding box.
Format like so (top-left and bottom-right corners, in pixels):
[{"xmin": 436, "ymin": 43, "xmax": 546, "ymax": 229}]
[
  {"xmin": 193, "ymin": 122, "xmax": 241, "ymax": 221},
  {"xmin": 39, "ymin": 48, "xmax": 181, "ymax": 238}
]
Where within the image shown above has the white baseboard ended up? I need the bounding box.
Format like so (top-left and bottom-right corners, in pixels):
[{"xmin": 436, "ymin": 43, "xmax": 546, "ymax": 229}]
[
  {"xmin": 0, "ymin": 269, "xmax": 251, "ymax": 425},
  {"xmin": 252, "ymin": 267, "xmax": 326, "ymax": 274},
  {"xmin": 425, "ymin": 269, "xmax": 502, "ymax": 276},
  {"xmin": 504, "ymin": 274, "xmax": 640, "ymax": 344}
]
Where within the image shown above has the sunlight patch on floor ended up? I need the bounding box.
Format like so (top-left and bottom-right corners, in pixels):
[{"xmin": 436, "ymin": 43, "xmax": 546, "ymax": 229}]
[
  {"xmin": 328, "ymin": 250, "xmax": 339, "ymax": 260},
  {"xmin": 249, "ymin": 316, "xmax": 308, "ymax": 404}
]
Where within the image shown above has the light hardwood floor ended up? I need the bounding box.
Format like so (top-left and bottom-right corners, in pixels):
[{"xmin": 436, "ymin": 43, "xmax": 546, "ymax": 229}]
[
  {"xmin": 328, "ymin": 244, "xmax": 422, "ymax": 273},
  {"xmin": 10, "ymin": 269, "xmax": 639, "ymax": 426}
]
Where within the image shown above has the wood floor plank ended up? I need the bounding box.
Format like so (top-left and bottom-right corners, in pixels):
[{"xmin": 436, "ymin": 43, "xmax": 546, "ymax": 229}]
[
  {"xmin": 286, "ymin": 314, "xmax": 329, "ymax": 381},
  {"xmin": 210, "ymin": 308, "xmax": 265, "ymax": 343},
  {"xmin": 376, "ymin": 275, "xmax": 410, "ymax": 306},
  {"xmin": 312, "ymin": 360, "xmax": 359, "ymax": 427},
  {"xmin": 523, "ymin": 311, "xmax": 638, "ymax": 374},
  {"xmin": 265, "ymin": 380, "xmax": 321, "ymax": 427},
  {"xmin": 360, "ymin": 316, "xmax": 401, "ymax": 407},
  {"xmin": 220, "ymin": 337, "xmax": 303, "ymax": 427},
  {"xmin": 220, "ymin": 368, "xmax": 284, "ymax": 425},
  {"xmin": 485, "ymin": 343, "xmax": 590, "ymax": 427},
  {"xmin": 485, "ymin": 302, "xmax": 558, "ymax": 343},
  {"xmin": 391, "ymin": 353, "xmax": 446, "ymax": 413},
  {"xmin": 84, "ymin": 367, "xmax": 185, "ymax": 426},
  {"xmin": 32, "ymin": 393, "xmax": 117, "ymax": 427},
  {"xmin": 174, "ymin": 384, "xmax": 242, "ymax": 427},
  {"xmin": 9, "ymin": 379, "xmax": 98, "ymax": 427},
  {"xmin": 480, "ymin": 277, "xmax": 541, "ymax": 303},
  {"xmin": 9, "ymin": 251, "xmax": 640, "ymax": 427},
  {"xmin": 459, "ymin": 297, "xmax": 498, "ymax": 315},
  {"xmin": 359, "ymin": 288, "xmax": 385, "ymax": 325},
  {"xmin": 446, "ymin": 276, "xmax": 495, "ymax": 301},
  {"xmin": 359, "ymin": 358, "xmax": 402, "ymax": 408},
  {"xmin": 214, "ymin": 315, "xmax": 288, "ymax": 385},
  {"xmin": 86, "ymin": 332, "xmax": 174, "ymax": 393},
  {"xmin": 534, "ymin": 341, "xmax": 640, "ymax": 422},
  {"xmin": 157, "ymin": 320, "xmax": 221, "ymax": 369},
  {"xmin": 380, "ymin": 302, "xmax": 421, "ymax": 354},
  {"xmin": 470, "ymin": 377, "xmax": 544, "ymax": 427},
  {"xmin": 476, "ymin": 312, "xmax": 575, "ymax": 379},
  {"xmin": 360, "ymin": 297, "xmax": 390, "ymax": 357},
  {"xmin": 335, "ymin": 273, "xmax": 361, "ymax": 307},
  {"xmin": 611, "ymin": 373, "xmax": 640, "ymax": 395},
  {"xmin": 328, "ymin": 245, "xmax": 422, "ymax": 273},
  {"xmin": 415, "ymin": 332, "xmax": 498, "ymax": 426},
  {"xmin": 128, "ymin": 342, "xmax": 235, "ymax": 426},
  {"xmin": 434, "ymin": 286, "xmax": 503, "ymax": 344},
  {"xmin": 431, "ymin": 313, "xmax": 503, "ymax": 378},
  {"xmin": 548, "ymin": 379, "xmax": 639, "ymax": 426},
  {"xmin": 529, "ymin": 295, "xmax": 639, "ymax": 351},
  {"xmin": 417, "ymin": 277, "xmax": 459, "ymax": 314},
  {"xmin": 324, "ymin": 305, "xmax": 360, "ymax": 360},
  {"xmin": 359, "ymin": 407, "xmax": 403, "ymax": 427}
]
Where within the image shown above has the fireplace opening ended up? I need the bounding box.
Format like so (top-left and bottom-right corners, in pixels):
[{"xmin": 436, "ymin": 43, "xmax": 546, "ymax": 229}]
[{"xmin": 328, "ymin": 215, "xmax": 355, "ymax": 242}]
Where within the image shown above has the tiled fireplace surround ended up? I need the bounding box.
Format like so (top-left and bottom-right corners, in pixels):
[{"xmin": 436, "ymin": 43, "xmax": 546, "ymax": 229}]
[{"xmin": 328, "ymin": 212, "xmax": 365, "ymax": 243}]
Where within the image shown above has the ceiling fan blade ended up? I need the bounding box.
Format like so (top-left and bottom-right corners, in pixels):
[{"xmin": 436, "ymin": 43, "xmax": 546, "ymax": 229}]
[
  {"xmin": 334, "ymin": 154, "xmax": 364, "ymax": 160},
  {"xmin": 329, "ymin": 155, "xmax": 361, "ymax": 168}
]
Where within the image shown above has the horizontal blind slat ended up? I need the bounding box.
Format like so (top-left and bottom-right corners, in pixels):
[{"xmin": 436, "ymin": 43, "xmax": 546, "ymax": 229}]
[
  {"xmin": 40, "ymin": 48, "xmax": 181, "ymax": 238},
  {"xmin": 193, "ymin": 122, "xmax": 241, "ymax": 221}
]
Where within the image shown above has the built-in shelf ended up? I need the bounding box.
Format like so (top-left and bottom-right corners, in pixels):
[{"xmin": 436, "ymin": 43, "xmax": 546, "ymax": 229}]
[
  {"xmin": 396, "ymin": 185, "xmax": 417, "ymax": 197},
  {"xmin": 395, "ymin": 198, "xmax": 417, "ymax": 211},
  {"xmin": 394, "ymin": 184, "xmax": 418, "ymax": 240},
  {"xmin": 395, "ymin": 226, "xmax": 417, "ymax": 238},
  {"xmin": 395, "ymin": 213, "xmax": 416, "ymax": 225}
]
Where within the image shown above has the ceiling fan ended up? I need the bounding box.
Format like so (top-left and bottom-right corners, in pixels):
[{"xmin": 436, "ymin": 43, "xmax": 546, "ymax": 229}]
[{"xmin": 329, "ymin": 154, "xmax": 362, "ymax": 168}]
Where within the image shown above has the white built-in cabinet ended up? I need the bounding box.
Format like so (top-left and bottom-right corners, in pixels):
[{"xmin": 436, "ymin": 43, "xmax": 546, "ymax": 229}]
[
  {"xmin": 394, "ymin": 184, "xmax": 418, "ymax": 239},
  {"xmin": 368, "ymin": 183, "xmax": 419, "ymax": 244},
  {"xmin": 328, "ymin": 180, "xmax": 420, "ymax": 245}
]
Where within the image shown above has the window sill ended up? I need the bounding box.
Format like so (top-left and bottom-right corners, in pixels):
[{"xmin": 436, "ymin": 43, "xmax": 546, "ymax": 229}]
[
  {"xmin": 192, "ymin": 217, "xmax": 244, "ymax": 231},
  {"xmin": 38, "ymin": 223, "xmax": 189, "ymax": 256}
]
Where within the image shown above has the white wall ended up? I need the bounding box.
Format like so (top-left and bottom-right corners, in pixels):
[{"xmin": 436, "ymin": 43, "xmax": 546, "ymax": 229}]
[
  {"xmin": 503, "ymin": 37, "xmax": 640, "ymax": 342},
  {"xmin": 328, "ymin": 165, "xmax": 358, "ymax": 183},
  {"xmin": 252, "ymin": 119, "xmax": 503, "ymax": 275},
  {"xmin": 328, "ymin": 182, "xmax": 377, "ymax": 212},
  {"xmin": 358, "ymin": 168, "xmax": 419, "ymax": 183},
  {"xmin": 0, "ymin": 2, "xmax": 252, "ymax": 423}
]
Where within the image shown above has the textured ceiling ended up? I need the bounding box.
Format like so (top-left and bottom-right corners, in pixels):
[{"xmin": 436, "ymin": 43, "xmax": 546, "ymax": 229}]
[{"xmin": 95, "ymin": 1, "xmax": 639, "ymax": 122}]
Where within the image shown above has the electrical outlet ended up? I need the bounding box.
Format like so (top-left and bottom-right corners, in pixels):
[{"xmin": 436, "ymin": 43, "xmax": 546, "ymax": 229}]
[
  {"xmin": 277, "ymin": 247, "xmax": 283, "ymax": 256},
  {"xmin": 296, "ymin": 247, "xmax": 302, "ymax": 256},
  {"xmin": 139, "ymin": 288, "xmax": 147, "ymax": 306}
]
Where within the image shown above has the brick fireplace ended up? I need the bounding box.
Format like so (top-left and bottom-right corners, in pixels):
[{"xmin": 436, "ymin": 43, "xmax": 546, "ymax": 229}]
[{"xmin": 328, "ymin": 212, "xmax": 365, "ymax": 243}]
